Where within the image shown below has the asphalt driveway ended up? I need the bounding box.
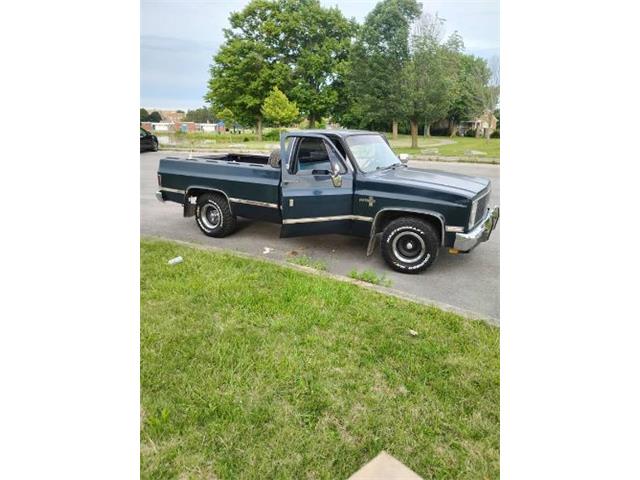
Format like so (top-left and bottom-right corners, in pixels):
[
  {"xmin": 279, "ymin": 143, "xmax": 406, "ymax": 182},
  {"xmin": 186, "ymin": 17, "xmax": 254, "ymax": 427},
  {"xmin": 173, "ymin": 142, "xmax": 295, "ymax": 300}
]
[{"xmin": 141, "ymin": 151, "xmax": 500, "ymax": 322}]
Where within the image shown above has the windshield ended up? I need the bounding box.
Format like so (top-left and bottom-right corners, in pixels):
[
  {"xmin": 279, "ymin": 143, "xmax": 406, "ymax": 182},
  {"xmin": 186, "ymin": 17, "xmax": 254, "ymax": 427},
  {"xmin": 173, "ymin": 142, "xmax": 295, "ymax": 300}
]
[{"xmin": 345, "ymin": 134, "xmax": 400, "ymax": 173}]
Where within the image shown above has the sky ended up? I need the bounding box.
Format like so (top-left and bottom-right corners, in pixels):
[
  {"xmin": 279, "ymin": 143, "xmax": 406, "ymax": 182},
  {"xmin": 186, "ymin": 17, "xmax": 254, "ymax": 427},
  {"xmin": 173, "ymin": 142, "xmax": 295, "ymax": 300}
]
[{"xmin": 140, "ymin": 0, "xmax": 499, "ymax": 110}]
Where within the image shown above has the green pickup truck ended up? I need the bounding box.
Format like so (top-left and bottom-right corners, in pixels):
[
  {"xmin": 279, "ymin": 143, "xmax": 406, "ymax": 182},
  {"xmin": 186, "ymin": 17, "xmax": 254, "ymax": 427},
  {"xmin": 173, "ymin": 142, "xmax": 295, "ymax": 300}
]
[{"xmin": 156, "ymin": 130, "xmax": 499, "ymax": 273}]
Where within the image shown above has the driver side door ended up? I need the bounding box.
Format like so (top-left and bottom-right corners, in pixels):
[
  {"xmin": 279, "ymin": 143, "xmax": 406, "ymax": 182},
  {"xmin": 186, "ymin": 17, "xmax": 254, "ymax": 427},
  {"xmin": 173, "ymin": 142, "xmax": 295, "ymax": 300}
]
[{"xmin": 280, "ymin": 135, "xmax": 354, "ymax": 237}]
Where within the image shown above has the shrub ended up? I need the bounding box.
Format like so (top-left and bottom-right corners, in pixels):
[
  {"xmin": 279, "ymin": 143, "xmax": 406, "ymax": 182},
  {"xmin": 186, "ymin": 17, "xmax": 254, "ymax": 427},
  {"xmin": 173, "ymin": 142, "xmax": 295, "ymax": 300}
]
[
  {"xmin": 464, "ymin": 128, "xmax": 477, "ymax": 137},
  {"xmin": 490, "ymin": 129, "xmax": 500, "ymax": 139},
  {"xmin": 429, "ymin": 127, "xmax": 449, "ymax": 136},
  {"xmin": 263, "ymin": 129, "xmax": 286, "ymax": 141}
]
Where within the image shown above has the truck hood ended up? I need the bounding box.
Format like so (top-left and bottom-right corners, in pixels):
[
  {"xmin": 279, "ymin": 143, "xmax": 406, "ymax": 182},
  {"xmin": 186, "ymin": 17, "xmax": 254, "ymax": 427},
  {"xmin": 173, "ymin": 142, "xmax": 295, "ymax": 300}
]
[{"xmin": 367, "ymin": 166, "xmax": 490, "ymax": 199}]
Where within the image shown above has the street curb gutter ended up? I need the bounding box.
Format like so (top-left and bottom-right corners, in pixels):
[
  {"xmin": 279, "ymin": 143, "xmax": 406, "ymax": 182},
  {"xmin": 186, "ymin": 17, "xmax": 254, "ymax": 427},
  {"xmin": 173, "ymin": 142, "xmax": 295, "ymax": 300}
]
[{"xmin": 143, "ymin": 235, "xmax": 500, "ymax": 327}]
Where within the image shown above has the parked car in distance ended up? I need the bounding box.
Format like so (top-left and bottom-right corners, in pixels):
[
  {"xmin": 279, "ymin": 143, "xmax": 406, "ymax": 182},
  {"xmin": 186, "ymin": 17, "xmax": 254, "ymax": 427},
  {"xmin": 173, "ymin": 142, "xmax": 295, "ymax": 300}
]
[
  {"xmin": 140, "ymin": 127, "xmax": 158, "ymax": 152},
  {"xmin": 156, "ymin": 130, "xmax": 499, "ymax": 273}
]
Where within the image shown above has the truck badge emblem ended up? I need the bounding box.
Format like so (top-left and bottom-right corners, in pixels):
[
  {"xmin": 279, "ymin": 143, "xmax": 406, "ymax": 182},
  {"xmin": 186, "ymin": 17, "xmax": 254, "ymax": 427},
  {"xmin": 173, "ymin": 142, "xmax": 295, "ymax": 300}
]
[{"xmin": 359, "ymin": 196, "xmax": 375, "ymax": 207}]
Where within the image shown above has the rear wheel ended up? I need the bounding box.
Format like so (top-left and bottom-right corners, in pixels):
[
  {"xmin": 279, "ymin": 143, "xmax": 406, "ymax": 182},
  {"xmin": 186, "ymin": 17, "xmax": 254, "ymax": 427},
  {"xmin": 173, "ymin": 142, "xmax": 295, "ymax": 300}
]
[
  {"xmin": 381, "ymin": 217, "xmax": 440, "ymax": 273},
  {"xmin": 195, "ymin": 193, "xmax": 236, "ymax": 237}
]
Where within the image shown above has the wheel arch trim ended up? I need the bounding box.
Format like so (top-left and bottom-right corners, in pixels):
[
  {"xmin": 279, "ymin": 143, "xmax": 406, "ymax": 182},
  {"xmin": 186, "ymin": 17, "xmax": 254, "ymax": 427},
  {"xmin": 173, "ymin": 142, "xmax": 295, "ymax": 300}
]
[
  {"xmin": 184, "ymin": 186, "xmax": 233, "ymax": 215},
  {"xmin": 185, "ymin": 186, "xmax": 231, "ymax": 203},
  {"xmin": 366, "ymin": 208, "xmax": 446, "ymax": 256}
]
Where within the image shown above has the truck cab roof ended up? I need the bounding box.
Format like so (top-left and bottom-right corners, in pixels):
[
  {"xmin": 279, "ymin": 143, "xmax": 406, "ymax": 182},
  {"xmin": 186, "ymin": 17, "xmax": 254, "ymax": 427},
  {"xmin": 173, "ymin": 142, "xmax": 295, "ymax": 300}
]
[{"xmin": 289, "ymin": 129, "xmax": 383, "ymax": 138}]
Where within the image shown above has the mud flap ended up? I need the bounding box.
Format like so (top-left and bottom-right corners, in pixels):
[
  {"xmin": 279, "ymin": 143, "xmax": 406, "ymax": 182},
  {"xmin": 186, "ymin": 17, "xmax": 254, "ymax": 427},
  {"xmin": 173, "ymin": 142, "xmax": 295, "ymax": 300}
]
[
  {"xmin": 183, "ymin": 203, "xmax": 196, "ymax": 217},
  {"xmin": 366, "ymin": 233, "xmax": 380, "ymax": 256}
]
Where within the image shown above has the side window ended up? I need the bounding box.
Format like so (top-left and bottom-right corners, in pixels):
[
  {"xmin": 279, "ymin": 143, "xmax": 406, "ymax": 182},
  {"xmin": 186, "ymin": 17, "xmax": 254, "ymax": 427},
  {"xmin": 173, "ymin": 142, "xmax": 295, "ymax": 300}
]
[
  {"xmin": 328, "ymin": 137, "xmax": 347, "ymax": 159},
  {"xmin": 294, "ymin": 137, "xmax": 331, "ymax": 174}
]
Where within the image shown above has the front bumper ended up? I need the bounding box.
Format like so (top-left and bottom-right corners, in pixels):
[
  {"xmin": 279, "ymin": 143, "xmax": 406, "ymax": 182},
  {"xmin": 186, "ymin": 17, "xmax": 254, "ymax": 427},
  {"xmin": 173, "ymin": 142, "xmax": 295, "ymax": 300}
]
[{"xmin": 454, "ymin": 206, "xmax": 500, "ymax": 252}]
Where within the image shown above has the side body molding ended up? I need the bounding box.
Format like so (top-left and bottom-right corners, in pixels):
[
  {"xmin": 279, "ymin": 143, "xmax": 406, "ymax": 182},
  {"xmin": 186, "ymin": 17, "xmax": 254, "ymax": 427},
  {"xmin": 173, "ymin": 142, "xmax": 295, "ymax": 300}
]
[{"xmin": 366, "ymin": 208, "xmax": 446, "ymax": 256}]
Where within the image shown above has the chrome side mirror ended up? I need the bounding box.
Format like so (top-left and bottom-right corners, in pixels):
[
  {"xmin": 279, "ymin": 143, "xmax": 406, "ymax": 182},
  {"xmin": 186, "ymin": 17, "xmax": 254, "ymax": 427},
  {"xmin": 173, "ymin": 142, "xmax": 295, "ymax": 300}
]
[
  {"xmin": 399, "ymin": 153, "xmax": 409, "ymax": 164},
  {"xmin": 330, "ymin": 173, "xmax": 342, "ymax": 188},
  {"xmin": 330, "ymin": 162, "xmax": 342, "ymax": 187}
]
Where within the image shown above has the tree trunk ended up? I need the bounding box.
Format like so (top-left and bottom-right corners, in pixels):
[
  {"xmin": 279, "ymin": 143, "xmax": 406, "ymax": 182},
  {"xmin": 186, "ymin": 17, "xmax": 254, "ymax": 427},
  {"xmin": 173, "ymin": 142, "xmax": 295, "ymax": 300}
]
[
  {"xmin": 256, "ymin": 116, "xmax": 263, "ymax": 141},
  {"xmin": 424, "ymin": 122, "xmax": 431, "ymax": 138},
  {"xmin": 410, "ymin": 119, "xmax": 418, "ymax": 148},
  {"xmin": 448, "ymin": 119, "xmax": 457, "ymax": 137},
  {"xmin": 392, "ymin": 120, "xmax": 398, "ymax": 140},
  {"xmin": 308, "ymin": 115, "xmax": 316, "ymax": 129}
]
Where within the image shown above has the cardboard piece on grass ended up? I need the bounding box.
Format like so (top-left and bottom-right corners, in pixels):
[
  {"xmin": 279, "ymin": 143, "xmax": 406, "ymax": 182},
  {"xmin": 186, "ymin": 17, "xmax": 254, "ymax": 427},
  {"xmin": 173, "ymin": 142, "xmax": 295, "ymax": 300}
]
[{"xmin": 347, "ymin": 451, "xmax": 423, "ymax": 480}]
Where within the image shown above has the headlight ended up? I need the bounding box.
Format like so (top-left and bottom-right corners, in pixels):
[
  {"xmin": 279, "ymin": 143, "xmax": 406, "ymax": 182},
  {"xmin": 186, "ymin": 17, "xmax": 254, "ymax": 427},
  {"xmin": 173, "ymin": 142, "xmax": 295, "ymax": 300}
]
[{"xmin": 468, "ymin": 199, "xmax": 478, "ymax": 229}]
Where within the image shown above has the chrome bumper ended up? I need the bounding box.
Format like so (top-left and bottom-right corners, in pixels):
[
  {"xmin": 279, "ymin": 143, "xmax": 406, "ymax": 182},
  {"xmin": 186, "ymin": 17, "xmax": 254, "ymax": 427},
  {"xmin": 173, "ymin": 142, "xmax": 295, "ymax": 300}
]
[
  {"xmin": 454, "ymin": 206, "xmax": 500, "ymax": 252},
  {"xmin": 155, "ymin": 190, "xmax": 165, "ymax": 202}
]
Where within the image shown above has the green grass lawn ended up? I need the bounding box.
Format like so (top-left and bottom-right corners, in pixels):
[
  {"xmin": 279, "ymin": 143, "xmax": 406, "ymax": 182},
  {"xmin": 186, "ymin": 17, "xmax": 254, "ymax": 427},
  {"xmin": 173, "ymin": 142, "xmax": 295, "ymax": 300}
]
[
  {"xmin": 141, "ymin": 239, "xmax": 499, "ymax": 479},
  {"xmin": 390, "ymin": 135, "xmax": 500, "ymax": 159},
  {"xmin": 157, "ymin": 131, "xmax": 499, "ymax": 160}
]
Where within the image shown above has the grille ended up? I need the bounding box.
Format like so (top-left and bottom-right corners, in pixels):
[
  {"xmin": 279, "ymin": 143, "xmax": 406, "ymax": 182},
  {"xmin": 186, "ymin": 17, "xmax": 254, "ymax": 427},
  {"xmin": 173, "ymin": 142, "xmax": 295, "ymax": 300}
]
[{"xmin": 473, "ymin": 190, "xmax": 490, "ymax": 226}]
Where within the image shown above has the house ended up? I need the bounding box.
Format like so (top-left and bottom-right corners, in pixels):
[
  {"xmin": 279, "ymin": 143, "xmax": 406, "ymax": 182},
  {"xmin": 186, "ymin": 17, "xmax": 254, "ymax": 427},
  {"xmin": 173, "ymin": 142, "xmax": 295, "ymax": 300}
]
[
  {"xmin": 174, "ymin": 122, "xmax": 197, "ymax": 133},
  {"xmin": 458, "ymin": 110, "xmax": 498, "ymax": 137}
]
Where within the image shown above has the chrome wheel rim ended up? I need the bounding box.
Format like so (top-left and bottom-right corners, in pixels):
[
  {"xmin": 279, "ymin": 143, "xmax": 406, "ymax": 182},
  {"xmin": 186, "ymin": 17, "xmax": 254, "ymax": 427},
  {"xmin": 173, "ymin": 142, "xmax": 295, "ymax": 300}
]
[
  {"xmin": 201, "ymin": 203, "xmax": 222, "ymax": 230},
  {"xmin": 392, "ymin": 231, "xmax": 425, "ymax": 263}
]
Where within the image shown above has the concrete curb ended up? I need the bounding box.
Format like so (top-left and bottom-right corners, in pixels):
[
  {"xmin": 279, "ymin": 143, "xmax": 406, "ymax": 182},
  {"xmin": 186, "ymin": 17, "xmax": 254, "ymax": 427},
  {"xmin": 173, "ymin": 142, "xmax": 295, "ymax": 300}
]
[{"xmin": 143, "ymin": 235, "xmax": 500, "ymax": 327}]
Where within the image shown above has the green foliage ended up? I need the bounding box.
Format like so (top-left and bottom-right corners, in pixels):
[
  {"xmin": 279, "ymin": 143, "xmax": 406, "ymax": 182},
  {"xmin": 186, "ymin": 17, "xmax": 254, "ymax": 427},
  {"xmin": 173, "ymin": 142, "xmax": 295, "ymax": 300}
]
[
  {"xmin": 206, "ymin": 0, "xmax": 354, "ymax": 129},
  {"xmin": 184, "ymin": 106, "xmax": 217, "ymax": 123},
  {"xmin": 148, "ymin": 111, "xmax": 162, "ymax": 123},
  {"xmin": 283, "ymin": 2, "xmax": 354, "ymax": 126},
  {"xmin": 140, "ymin": 108, "xmax": 150, "ymax": 122},
  {"xmin": 204, "ymin": 0, "xmax": 498, "ymax": 138},
  {"xmin": 401, "ymin": 13, "xmax": 455, "ymax": 145},
  {"xmin": 216, "ymin": 107, "xmax": 235, "ymax": 129},
  {"xmin": 261, "ymin": 86, "xmax": 299, "ymax": 126},
  {"xmin": 339, "ymin": 0, "xmax": 422, "ymax": 128},
  {"xmin": 446, "ymin": 53, "xmax": 491, "ymax": 126},
  {"xmin": 141, "ymin": 239, "xmax": 499, "ymax": 478},
  {"xmin": 348, "ymin": 268, "xmax": 392, "ymax": 287},
  {"xmin": 263, "ymin": 128, "xmax": 286, "ymax": 141},
  {"xmin": 490, "ymin": 129, "xmax": 500, "ymax": 139}
]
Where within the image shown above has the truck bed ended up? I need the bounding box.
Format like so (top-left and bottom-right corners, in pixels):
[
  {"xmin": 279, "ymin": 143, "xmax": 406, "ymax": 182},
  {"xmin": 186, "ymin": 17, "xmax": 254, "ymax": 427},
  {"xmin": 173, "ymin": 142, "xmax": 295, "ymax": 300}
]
[
  {"xmin": 157, "ymin": 153, "xmax": 282, "ymax": 222},
  {"xmin": 195, "ymin": 152, "xmax": 272, "ymax": 166}
]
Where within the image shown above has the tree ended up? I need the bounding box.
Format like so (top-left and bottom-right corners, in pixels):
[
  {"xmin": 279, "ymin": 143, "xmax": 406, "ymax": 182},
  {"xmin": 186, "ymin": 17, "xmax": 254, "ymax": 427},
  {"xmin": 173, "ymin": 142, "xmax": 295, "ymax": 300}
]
[
  {"xmin": 206, "ymin": 36, "xmax": 287, "ymax": 140},
  {"xmin": 206, "ymin": 0, "xmax": 354, "ymax": 135},
  {"xmin": 402, "ymin": 13, "xmax": 454, "ymax": 147},
  {"xmin": 217, "ymin": 107, "xmax": 236, "ymax": 132},
  {"xmin": 445, "ymin": 53, "xmax": 491, "ymax": 137},
  {"xmin": 148, "ymin": 111, "xmax": 162, "ymax": 122},
  {"xmin": 342, "ymin": 0, "xmax": 422, "ymax": 137},
  {"xmin": 185, "ymin": 106, "xmax": 217, "ymax": 123},
  {"xmin": 481, "ymin": 56, "xmax": 500, "ymax": 137},
  {"xmin": 284, "ymin": 1, "xmax": 354, "ymax": 127},
  {"xmin": 140, "ymin": 108, "xmax": 150, "ymax": 122},
  {"xmin": 261, "ymin": 87, "xmax": 299, "ymax": 126}
]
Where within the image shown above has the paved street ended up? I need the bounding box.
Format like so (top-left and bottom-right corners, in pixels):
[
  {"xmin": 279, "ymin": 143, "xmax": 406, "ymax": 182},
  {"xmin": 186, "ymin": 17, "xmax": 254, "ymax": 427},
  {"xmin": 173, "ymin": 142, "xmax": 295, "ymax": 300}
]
[{"xmin": 141, "ymin": 151, "xmax": 500, "ymax": 322}]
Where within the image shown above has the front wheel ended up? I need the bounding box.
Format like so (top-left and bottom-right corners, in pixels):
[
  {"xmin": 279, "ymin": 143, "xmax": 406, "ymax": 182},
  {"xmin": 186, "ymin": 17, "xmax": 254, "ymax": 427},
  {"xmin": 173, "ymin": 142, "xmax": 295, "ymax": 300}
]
[
  {"xmin": 195, "ymin": 193, "xmax": 236, "ymax": 237},
  {"xmin": 152, "ymin": 139, "xmax": 159, "ymax": 151},
  {"xmin": 381, "ymin": 217, "xmax": 440, "ymax": 273}
]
